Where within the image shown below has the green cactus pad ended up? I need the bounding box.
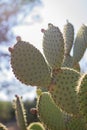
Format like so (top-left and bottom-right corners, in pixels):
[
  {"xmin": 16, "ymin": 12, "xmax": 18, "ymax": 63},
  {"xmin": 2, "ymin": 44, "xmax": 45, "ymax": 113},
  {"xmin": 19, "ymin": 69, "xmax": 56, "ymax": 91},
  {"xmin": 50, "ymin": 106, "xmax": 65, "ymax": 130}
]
[
  {"xmin": 13, "ymin": 95, "xmax": 27, "ymax": 130},
  {"xmin": 27, "ymin": 122, "xmax": 45, "ymax": 130},
  {"xmin": 50, "ymin": 67, "xmax": 81, "ymax": 116},
  {"xmin": 37, "ymin": 92, "xmax": 65, "ymax": 130},
  {"xmin": 62, "ymin": 55, "xmax": 80, "ymax": 71},
  {"xmin": 63, "ymin": 20, "xmax": 74, "ymax": 54},
  {"xmin": 0, "ymin": 123, "xmax": 8, "ymax": 130},
  {"xmin": 67, "ymin": 116, "xmax": 87, "ymax": 130},
  {"xmin": 42, "ymin": 23, "xmax": 64, "ymax": 69},
  {"xmin": 73, "ymin": 24, "xmax": 87, "ymax": 64},
  {"xmin": 11, "ymin": 41, "xmax": 51, "ymax": 87},
  {"xmin": 77, "ymin": 74, "xmax": 87, "ymax": 123}
]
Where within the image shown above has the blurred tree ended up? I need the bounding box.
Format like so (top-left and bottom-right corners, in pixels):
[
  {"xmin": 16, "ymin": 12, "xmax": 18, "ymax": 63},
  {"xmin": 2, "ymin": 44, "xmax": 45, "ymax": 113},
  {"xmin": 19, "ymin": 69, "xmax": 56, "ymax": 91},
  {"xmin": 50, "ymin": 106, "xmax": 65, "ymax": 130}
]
[{"xmin": 0, "ymin": 0, "xmax": 42, "ymax": 100}]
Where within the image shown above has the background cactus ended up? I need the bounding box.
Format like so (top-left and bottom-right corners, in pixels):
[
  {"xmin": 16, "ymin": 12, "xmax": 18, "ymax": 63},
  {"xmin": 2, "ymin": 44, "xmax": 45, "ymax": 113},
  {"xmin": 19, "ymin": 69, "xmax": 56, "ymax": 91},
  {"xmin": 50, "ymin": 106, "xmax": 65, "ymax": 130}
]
[
  {"xmin": 7, "ymin": 22, "xmax": 87, "ymax": 130},
  {"xmin": 0, "ymin": 123, "xmax": 8, "ymax": 130}
]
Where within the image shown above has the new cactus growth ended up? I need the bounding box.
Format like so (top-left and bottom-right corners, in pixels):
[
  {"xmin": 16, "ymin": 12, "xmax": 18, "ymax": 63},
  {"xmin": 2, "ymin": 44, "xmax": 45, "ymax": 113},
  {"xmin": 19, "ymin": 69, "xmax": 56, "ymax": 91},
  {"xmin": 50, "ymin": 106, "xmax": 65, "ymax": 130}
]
[
  {"xmin": 13, "ymin": 95, "xmax": 27, "ymax": 130},
  {"xmin": 7, "ymin": 21, "xmax": 87, "ymax": 130},
  {"xmin": 27, "ymin": 122, "xmax": 45, "ymax": 130}
]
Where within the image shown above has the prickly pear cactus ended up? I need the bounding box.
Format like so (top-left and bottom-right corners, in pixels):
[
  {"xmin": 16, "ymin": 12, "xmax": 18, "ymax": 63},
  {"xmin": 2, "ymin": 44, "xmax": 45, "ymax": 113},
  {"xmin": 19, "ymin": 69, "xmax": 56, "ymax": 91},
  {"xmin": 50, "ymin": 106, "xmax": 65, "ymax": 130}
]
[{"xmin": 9, "ymin": 22, "xmax": 87, "ymax": 130}]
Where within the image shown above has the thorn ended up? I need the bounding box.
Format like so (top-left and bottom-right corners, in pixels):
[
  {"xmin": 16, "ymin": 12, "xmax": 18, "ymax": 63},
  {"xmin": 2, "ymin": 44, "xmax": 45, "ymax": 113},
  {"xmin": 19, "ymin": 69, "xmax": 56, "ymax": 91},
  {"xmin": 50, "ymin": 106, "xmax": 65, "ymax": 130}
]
[
  {"xmin": 16, "ymin": 36, "xmax": 22, "ymax": 42},
  {"xmin": 8, "ymin": 47, "xmax": 14, "ymax": 53}
]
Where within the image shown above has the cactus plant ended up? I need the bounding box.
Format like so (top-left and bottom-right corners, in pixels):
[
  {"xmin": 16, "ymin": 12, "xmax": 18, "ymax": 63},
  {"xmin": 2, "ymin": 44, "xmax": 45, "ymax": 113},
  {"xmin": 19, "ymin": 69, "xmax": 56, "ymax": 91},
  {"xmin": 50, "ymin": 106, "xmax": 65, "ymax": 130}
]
[{"xmin": 8, "ymin": 22, "xmax": 87, "ymax": 130}]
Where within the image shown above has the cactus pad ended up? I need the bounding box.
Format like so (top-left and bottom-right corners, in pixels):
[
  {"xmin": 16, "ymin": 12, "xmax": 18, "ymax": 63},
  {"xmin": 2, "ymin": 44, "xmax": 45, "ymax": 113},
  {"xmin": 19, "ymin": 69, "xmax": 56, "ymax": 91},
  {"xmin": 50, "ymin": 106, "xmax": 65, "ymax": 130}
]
[
  {"xmin": 50, "ymin": 67, "xmax": 81, "ymax": 116},
  {"xmin": 77, "ymin": 74, "xmax": 87, "ymax": 123},
  {"xmin": 10, "ymin": 41, "xmax": 51, "ymax": 87},
  {"xmin": 62, "ymin": 55, "xmax": 80, "ymax": 71},
  {"xmin": 63, "ymin": 20, "xmax": 74, "ymax": 54},
  {"xmin": 73, "ymin": 24, "xmax": 87, "ymax": 64},
  {"xmin": 67, "ymin": 116, "xmax": 87, "ymax": 130},
  {"xmin": 13, "ymin": 95, "xmax": 27, "ymax": 130},
  {"xmin": 42, "ymin": 23, "xmax": 64, "ymax": 69},
  {"xmin": 37, "ymin": 92, "xmax": 65, "ymax": 130}
]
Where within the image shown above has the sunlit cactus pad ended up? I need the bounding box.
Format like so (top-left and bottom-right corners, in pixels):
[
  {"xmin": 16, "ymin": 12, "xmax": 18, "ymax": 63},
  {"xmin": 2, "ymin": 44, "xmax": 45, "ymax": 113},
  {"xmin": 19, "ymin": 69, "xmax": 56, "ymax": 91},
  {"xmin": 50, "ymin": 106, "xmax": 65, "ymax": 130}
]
[
  {"xmin": 42, "ymin": 23, "xmax": 64, "ymax": 69},
  {"xmin": 11, "ymin": 41, "xmax": 51, "ymax": 87},
  {"xmin": 50, "ymin": 67, "xmax": 81, "ymax": 116},
  {"xmin": 37, "ymin": 92, "xmax": 65, "ymax": 130},
  {"xmin": 73, "ymin": 24, "xmax": 87, "ymax": 64},
  {"xmin": 63, "ymin": 20, "xmax": 74, "ymax": 54},
  {"xmin": 77, "ymin": 74, "xmax": 87, "ymax": 123}
]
